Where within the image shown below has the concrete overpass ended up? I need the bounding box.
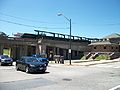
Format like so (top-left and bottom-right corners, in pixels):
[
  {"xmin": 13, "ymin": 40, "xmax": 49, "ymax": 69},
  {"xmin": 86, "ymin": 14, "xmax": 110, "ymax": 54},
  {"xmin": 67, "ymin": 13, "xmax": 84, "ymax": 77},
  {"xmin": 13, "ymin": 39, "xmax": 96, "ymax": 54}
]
[{"xmin": 0, "ymin": 30, "xmax": 95, "ymax": 60}]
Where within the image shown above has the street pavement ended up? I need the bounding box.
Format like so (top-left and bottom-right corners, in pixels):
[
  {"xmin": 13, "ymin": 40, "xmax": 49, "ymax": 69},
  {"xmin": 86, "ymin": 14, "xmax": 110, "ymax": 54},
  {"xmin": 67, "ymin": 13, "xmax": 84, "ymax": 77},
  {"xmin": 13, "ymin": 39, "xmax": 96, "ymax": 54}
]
[{"xmin": 0, "ymin": 58, "xmax": 120, "ymax": 90}]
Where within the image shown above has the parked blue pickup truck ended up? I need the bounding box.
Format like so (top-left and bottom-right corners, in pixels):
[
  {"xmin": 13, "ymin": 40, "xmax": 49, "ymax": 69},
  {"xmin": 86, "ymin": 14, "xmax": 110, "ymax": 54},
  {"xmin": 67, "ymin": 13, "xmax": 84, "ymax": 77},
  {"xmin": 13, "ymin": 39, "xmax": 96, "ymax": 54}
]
[{"xmin": 32, "ymin": 54, "xmax": 49, "ymax": 66}]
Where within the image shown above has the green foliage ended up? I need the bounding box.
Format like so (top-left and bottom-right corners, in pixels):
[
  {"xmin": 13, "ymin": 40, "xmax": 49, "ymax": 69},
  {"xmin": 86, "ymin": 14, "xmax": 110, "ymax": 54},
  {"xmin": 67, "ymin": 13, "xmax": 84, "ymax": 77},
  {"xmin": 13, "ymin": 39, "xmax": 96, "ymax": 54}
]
[
  {"xmin": 0, "ymin": 31, "xmax": 7, "ymax": 37},
  {"xmin": 3, "ymin": 48, "xmax": 11, "ymax": 57},
  {"xmin": 80, "ymin": 56, "xmax": 86, "ymax": 60},
  {"xmin": 95, "ymin": 55, "xmax": 110, "ymax": 60}
]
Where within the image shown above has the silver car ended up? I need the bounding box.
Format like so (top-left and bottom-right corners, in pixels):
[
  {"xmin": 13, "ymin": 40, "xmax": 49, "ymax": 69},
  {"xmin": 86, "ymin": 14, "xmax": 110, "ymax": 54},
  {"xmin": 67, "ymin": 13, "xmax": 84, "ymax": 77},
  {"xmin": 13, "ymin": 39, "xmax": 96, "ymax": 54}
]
[{"xmin": 0, "ymin": 55, "xmax": 13, "ymax": 66}]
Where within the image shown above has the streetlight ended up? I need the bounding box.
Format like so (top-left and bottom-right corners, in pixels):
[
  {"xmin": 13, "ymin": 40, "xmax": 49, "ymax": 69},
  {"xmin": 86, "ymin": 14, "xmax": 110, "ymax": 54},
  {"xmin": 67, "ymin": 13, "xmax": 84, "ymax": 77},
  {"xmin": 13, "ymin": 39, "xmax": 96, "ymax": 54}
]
[{"xmin": 57, "ymin": 13, "xmax": 72, "ymax": 65}]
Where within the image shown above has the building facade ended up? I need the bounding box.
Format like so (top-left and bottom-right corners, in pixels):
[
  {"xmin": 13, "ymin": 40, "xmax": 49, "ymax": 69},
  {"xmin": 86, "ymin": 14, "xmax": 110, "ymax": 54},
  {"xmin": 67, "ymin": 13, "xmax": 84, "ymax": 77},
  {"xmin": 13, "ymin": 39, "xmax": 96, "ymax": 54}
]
[
  {"xmin": 0, "ymin": 35, "xmax": 37, "ymax": 60},
  {"xmin": 0, "ymin": 31, "xmax": 91, "ymax": 60},
  {"xmin": 1, "ymin": 31, "xmax": 119, "ymax": 60},
  {"xmin": 86, "ymin": 33, "xmax": 120, "ymax": 59}
]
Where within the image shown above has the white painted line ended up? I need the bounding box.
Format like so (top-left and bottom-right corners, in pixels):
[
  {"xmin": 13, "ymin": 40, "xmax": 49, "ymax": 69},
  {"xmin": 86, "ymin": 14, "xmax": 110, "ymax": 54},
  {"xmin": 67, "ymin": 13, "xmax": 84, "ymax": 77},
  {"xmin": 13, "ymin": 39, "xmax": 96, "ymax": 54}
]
[
  {"xmin": 114, "ymin": 66, "xmax": 120, "ymax": 68},
  {"xmin": 98, "ymin": 65, "xmax": 112, "ymax": 68},
  {"xmin": 91, "ymin": 65, "xmax": 113, "ymax": 68},
  {"xmin": 109, "ymin": 85, "xmax": 120, "ymax": 90},
  {"xmin": 0, "ymin": 67, "xmax": 15, "ymax": 70}
]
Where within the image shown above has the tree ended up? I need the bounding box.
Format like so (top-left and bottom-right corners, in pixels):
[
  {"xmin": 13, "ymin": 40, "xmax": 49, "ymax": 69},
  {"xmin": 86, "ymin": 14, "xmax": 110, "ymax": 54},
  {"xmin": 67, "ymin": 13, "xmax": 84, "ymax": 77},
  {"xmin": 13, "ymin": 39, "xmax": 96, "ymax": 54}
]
[{"xmin": 0, "ymin": 31, "xmax": 8, "ymax": 37}]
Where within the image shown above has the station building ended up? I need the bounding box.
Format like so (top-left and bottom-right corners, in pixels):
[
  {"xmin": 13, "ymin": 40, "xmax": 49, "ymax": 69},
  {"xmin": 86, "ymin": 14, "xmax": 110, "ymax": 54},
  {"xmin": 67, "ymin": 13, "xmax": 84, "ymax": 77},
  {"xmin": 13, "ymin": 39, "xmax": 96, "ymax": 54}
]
[
  {"xmin": 0, "ymin": 31, "xmax": 119, "ymax": 60},
  {"xmin": 87, "ymin": 33, "xmax": 120, "ymax": 59},
  {"xmin": 0, "ymin": 30, "xmax": 91, "ymax": 60}
]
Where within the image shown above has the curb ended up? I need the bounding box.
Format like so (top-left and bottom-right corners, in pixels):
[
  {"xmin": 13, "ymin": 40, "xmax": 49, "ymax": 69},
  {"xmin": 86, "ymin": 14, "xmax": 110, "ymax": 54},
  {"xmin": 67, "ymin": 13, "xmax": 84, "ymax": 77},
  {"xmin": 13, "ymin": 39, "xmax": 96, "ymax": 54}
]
[
  {"xmin": 84, "ymin": 60, "xmax": 120, "ymax": 66},
  {"xmin": 64, "ymin": 58, "xmax": 120, "ymax": 66},
  {"xmin": 76, "ymin": 60, "xmax": 120, "ymax": 66}
]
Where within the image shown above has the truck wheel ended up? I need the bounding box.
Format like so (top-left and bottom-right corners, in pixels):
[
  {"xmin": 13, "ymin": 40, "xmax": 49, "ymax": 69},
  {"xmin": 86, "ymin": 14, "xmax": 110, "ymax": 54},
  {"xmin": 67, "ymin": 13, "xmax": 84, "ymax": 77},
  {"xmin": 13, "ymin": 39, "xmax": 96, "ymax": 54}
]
[
  {"xmin": 10, "ymin": 63, "xmax": 13, "ymax": 66},
  {"xmin": 25, "ymin": 66, "xmax": 29, "ymax": 73},
  {"xmin": 16, "ymin": 65, "xmax": 19, "ymax": 71}
]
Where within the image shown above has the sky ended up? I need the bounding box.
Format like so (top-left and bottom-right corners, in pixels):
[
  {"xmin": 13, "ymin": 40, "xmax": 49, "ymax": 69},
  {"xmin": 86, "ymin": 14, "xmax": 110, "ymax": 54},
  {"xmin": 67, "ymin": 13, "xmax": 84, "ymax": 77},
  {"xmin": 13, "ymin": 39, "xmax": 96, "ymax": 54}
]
[{"xmin": 0, "ymin": 0, "xmax": 120, "ymax": 38}]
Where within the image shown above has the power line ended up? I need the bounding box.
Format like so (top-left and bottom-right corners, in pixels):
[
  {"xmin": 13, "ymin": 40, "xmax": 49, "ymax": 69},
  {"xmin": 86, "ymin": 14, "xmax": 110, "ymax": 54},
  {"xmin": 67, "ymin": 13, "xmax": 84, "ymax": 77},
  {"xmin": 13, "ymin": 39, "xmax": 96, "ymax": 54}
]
[
  {"xmin": 106, "ymin": 23, "xmax": 120, "ymax": 25},
  {"xmin": 0, "ymin": 19, "xmax": 69, "ymax": 29},
  {"xmin": 0, "ymin": 12, "xmax": 68, "ymax": 24},
  {"xmin": 0, "ymin": 12, "xmax": 48, "ymax": 23},
  {"xmin": 1, "ymin": 12, "xmax": 119, "ymax": 27}
]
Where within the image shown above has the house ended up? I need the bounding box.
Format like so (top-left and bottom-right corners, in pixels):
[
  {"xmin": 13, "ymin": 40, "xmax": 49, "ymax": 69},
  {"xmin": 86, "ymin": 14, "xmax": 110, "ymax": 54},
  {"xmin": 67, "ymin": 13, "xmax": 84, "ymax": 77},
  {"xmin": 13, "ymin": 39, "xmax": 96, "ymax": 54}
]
[{"xmin": 86, "ymin": 33, "xmax": 120, "ymax": 60}]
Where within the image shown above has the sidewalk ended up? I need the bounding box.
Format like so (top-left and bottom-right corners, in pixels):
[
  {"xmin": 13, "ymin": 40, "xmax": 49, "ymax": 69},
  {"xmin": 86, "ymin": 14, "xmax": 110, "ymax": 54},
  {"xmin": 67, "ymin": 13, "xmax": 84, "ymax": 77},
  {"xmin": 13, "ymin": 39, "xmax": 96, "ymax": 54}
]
[
  {"xmin": 63, "ymin": 58, "xmax": 120, "ymax": 66},
  {"xmin": 13, "ymin": 58, "xmax": 120, "ymax": 67}
]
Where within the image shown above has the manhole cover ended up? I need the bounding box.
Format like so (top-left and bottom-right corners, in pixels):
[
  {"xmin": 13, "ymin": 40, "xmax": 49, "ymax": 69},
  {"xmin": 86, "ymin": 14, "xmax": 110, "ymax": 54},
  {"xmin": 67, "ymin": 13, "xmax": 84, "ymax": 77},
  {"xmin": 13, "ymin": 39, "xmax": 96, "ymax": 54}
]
[
  {"xmin": 62, "ymin": 78, "xmax": 72, "ymax": 81},
  {"xmin": 110, "ymin": 73, "xmax": 114, "ymax": 74}
]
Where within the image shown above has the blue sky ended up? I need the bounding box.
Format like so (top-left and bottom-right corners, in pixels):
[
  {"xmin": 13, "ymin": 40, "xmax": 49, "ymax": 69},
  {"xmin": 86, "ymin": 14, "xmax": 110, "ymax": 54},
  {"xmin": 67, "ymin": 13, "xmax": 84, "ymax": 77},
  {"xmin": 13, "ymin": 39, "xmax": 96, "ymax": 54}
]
[{"xmin": 0, "ymin": 0, "xmax": 120, "ymax": 38}]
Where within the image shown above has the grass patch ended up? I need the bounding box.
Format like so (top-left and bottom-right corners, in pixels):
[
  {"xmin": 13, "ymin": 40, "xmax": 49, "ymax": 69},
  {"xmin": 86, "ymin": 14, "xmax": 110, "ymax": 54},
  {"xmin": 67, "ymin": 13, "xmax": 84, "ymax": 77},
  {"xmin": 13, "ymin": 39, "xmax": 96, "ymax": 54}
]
[
  {"xmin": 49, "ymin": 61, "xmax": 56, "ymax": 64},
  {"xmin": 95, "ymin": 55, "xmax": 110, "ymax": 61},
  {"xmin": 80, "ymin": 56, "xmax": 86, "ymax": 60}
]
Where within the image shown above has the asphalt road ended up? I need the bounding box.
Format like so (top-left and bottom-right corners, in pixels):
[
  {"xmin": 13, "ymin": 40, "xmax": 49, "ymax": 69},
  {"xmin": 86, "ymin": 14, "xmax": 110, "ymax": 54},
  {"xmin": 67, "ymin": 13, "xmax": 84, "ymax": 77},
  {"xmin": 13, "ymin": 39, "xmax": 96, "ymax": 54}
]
[{"xmin": 0, "ymin": 62, "xmax": 120, "ymax": 90}]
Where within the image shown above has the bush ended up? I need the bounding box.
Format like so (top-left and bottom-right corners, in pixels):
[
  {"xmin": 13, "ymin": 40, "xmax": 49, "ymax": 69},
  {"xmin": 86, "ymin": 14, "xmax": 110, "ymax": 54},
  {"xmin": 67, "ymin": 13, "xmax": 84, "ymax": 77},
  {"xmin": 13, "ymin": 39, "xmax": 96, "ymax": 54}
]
[
  {"xmin": 80, "ymin": 56, "xmax": 86, "ymax": 60},
  {"xmin": 95, "ymin": 55, "xmax": 109, "ymax": 60}
]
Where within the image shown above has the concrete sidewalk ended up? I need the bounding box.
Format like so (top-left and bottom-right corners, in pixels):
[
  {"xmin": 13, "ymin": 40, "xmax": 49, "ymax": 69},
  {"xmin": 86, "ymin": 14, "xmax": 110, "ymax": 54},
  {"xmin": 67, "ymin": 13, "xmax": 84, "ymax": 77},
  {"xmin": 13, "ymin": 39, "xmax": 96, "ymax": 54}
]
[
  {"xmin": 64, "ymin": 58, "xmax": 120, "ymax": 66},
  {"xmin": 13, "ymin": 58, "xmax": 120, "ymax": 67}
]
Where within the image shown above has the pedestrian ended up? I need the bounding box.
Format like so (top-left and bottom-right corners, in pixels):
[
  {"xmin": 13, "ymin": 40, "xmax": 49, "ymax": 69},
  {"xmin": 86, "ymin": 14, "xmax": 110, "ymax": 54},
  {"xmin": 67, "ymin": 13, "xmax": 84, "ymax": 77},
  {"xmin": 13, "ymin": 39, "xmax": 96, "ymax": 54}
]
[{"xmin": 49, "ymin": 54, "xmax": 52, "ymax": 61}]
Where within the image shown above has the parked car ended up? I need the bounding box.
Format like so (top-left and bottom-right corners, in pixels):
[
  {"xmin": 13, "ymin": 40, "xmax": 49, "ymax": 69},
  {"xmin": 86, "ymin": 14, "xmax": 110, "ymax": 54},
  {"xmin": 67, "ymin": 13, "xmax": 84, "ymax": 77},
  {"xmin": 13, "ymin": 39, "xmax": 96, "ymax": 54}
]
[
  {"xmin": 32, "ymin": 54, "xmax": 49, "ymax": 66},
  {"xmin": 0, "ymin": 55, "xmax": 13, "ymax": 66},
  {"xmin": 16, "ymin": 56, "xmax": 47, "ymax": 73}
]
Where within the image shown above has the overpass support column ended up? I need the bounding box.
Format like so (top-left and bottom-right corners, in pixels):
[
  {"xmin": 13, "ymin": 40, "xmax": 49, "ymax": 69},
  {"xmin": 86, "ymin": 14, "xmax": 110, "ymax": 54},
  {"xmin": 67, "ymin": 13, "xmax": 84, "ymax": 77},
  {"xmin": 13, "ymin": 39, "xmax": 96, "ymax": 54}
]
[
  {"xmin": 0, "ymin": 44, "xmax": 3, "ymax": 55},
  {"xmin": 56, "ymin": 47, "xmax": 60, "ymax": 55},
  {"xmin": 38, "ymin": 44, "xmax": 46, "ymax": 54},
  {"xmin": 42, "ymin": 45, "xmax": 46, "ymax": 54}
]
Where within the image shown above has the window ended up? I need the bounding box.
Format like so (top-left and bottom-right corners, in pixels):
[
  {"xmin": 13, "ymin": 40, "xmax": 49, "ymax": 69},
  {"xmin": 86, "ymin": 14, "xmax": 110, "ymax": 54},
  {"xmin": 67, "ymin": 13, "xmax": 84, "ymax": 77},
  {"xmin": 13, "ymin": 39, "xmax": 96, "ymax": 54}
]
[
  {"xmin": 94, "ymin": 47, "xmax": 96, "ymax": 49},
  {"xmin": 75, "ymin": 51, "xmax": 77, "ymax": 56},
  {"xmin": 19, "ymin": 58, "xmax": 24, "ymax": 61},
  {"xmin": 104, "ymin": 47, "xmax": 106, "ymax": 49}
]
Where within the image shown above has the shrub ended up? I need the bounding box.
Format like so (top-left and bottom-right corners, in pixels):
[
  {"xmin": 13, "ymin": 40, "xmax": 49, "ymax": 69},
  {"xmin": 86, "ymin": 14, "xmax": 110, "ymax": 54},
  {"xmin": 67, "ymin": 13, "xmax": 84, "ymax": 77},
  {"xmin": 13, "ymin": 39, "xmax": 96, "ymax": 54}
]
[
  {"xmin": 80, "ymin": 56, "xmax": 86, "ymax": 60},
  {"xmin": 95, "ymin": 55, "xmax": 109, "ymax": 60}
]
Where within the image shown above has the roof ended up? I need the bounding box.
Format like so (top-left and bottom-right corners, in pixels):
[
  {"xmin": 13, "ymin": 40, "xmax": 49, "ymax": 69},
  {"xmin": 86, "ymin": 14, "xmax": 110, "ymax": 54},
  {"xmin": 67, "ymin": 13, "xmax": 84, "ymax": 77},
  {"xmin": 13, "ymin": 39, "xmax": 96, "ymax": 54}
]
[
  {"xmin": 89, "ymin": 41, "xmax": 119, "ymax": 46},
  {"xmin": 21, "ymin": 33, "xmax": 37, "ymax": 39},
  {"xmin": 0, "ymin": 31, "xmax": 7, "ymax": 37},
  {"xmin": 103, "ymin": 33, "xmax": 120, "ymax": 39},
  {"xmin": 18, "ymin": 31, "xmax": 91, "ymax": 43}
]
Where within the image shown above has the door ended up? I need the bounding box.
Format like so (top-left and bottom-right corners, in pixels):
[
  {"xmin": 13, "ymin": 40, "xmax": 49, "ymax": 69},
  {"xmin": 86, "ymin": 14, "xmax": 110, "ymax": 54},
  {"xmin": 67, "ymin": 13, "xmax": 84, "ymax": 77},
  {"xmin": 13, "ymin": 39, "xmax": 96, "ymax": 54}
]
[
  {"xmin": 15, "ymin": 47, "xmax": 20, "ymax": 60},
  {"xmin": 16, "ymin": 58, "xmax": 23, "ymax": 70},
  {"xmin": 20, "ymin": 58, "xmax": 26, "ymax": 71},
  {"xmin": 3, "ymin": 48, "xmax": 11, "ymax": 57}
]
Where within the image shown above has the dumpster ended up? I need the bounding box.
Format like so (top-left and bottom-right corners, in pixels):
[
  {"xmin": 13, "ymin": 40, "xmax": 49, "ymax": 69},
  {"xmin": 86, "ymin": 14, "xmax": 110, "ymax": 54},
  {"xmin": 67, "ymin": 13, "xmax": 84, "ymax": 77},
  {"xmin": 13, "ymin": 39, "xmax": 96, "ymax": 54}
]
[
  {"xmin": 53, "ymin": 55, "xmax": 64, "ymax": 64},
  {"xmin": 60, "ymin": 56, "xmax": 64, "ymax": 64},
  {"xmin": 53, "ymin": 55, "xmax": 60, "ymax": 63}
]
